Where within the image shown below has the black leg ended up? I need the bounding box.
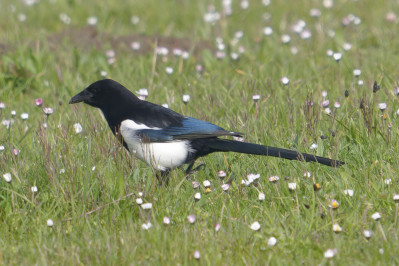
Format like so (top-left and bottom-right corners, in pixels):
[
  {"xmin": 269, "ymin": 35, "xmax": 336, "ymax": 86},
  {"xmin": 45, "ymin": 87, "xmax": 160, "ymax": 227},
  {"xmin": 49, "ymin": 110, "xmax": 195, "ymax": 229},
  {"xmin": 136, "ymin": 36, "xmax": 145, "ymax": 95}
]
[
  {"xmin": 156, "ymin": 170, "xmax": 170, "ymax": 186},
  {"xmin": 185, "ymin": 161, "xmax": 205, "ymax": 178},
  {"xmin": 185, "ymin": 161, "xmax": 196, "ymax": 174},
  {"xmin": 191, "ymin": 164, "xmax": 205, "ymax": 172}
]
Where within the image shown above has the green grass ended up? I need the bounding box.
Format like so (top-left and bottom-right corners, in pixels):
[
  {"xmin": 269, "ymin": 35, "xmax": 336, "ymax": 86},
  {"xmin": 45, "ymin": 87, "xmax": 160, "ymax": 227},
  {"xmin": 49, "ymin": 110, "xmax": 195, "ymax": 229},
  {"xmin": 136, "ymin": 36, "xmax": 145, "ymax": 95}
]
[{"xmin": 1, "ymin": 0, "xmax": 399, "ymax": 264}]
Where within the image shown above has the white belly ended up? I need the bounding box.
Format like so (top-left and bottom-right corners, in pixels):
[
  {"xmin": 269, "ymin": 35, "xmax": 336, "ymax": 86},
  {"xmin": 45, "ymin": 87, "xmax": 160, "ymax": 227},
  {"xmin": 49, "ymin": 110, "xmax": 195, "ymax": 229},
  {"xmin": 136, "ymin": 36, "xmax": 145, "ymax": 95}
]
[
  {"xmin": 129, "ymin": 141, "xmax": 189, "ymax": 171},
  {"xmin": 120, "ymin": 120, "xmax": 190, "ymax": 171}
]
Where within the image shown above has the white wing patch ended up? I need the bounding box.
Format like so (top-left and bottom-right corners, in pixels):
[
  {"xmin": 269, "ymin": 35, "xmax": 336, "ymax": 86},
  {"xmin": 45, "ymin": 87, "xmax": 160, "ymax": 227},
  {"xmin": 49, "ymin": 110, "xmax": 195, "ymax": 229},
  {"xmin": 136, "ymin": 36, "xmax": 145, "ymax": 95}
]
[
  {"xmin": 120, "ymin": 119, "xmax": 161, "ymax": 131},
  {"xmin": 120, "ymin": 119, "xmax": 190, "ymax": 171}
]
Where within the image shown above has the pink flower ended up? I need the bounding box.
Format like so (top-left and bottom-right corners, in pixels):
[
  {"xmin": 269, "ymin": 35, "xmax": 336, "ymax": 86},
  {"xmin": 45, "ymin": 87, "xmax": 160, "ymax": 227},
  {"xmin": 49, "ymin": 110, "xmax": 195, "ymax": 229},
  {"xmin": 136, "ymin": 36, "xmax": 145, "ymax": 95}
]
[
  {"xmin": 221, "ymin": 184, "xmax": 230, "ymax": 191},
  {"xmin": 218, "ymin": 170, "xmax": 226, "ymax": 178},
  {"xmin": 35, "ymin": 98, "xmax": 43, "ymax": 106},
  {"xmin": 192, "ymin": 181, "xmax": 200, "ymax": 189},
  {"xmin": 215, "ymin": 223, "xmax": 221, "ymax": 232},
  {"xmin": 187, "ymin": 214, "xmax": 196, "ymax": 224},
  {"xmin": 322, "ymin": 100, "xmax": 330, "ymax": 107},
  {"xmin": 195, "ymin": 64, "xmax": 203, "ymax": 73},
  {"xmin": 386, "ymin": 12, "xmax": 397, "ymax": 22}
]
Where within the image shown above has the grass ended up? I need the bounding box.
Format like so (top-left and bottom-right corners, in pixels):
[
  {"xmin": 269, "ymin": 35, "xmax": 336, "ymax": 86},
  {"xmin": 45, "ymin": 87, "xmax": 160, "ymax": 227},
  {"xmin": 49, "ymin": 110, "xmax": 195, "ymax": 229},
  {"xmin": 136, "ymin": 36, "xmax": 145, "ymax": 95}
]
[{"xmin": 1, "ymin": 0, "xmax": 399, "ymax": 264}]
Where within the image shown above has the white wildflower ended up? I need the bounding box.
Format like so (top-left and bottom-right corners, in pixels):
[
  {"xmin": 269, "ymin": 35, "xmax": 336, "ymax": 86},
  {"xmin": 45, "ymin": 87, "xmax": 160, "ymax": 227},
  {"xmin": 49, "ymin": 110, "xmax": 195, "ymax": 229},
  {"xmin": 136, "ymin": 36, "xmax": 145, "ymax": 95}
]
[
  {"xmin": 281, "ymin": 77, "xmax": 290, "ymax": 85},
  {"xmin": 130, "ymin": 15, "xmax": 140, "ymax": 25},
  {"xmin": 378, "ymin": 103, "xmax": 387, "ymax": 111},
  {"xmin": 252, "ymin": 95, "xmax": 261, "ymax": 102},
  {"xmin": 131, "ymin": 41, "xmax": 141, "ymax": 50},
  {"xmin": 324, "ymin": 248, "xmax": 337, "ymax": 259},
  {"xmin": 310, "ymin": 143, "xmax": 318, "ymax": 150},
  {"xmin": 87, "ymin": 16, "xmax": 98, "ymax": 25},
  {"xmin": 288, "ymin": 183, "xmax": 297, "ymax": 191},
  {"xmin": 281, "ymin": 35, "xmax": 291, "ymax": 44},
  {"xmin": 73, "ymin": 123, "xmax": 83, "ymax": 134},
  {"xmin": 344, "ymin": 189, "xmax": 354, "ymax": 197},
  {"xmin": 141, "ymin": 203, "xmax": 152, "ymax": 210},
  {"xmin": 194, "ymin": 192, "xmax": 201, "ymax": 201},
  {"xmin": 141, "ymin": 222, "xmax": 152, "ymax": 230},
  {"xmin": 371, "ymin": 212, "xmax": 381, "ymax": 221},
  {"xmin": 363, "ymin": 230, "xmax": 372, "ymax": 239},
  {"xmin": 268, "ymin": 176, "xmax": 279, "ymax": 183},
  {"xmin": 258, "ymin": 192, "xmax": 265, "ymax": 201},
  {"xmin": 267, "ymin": 236, "xmax": 277, "ymax": 246},
  {"xmin": 333, "ymin": 53, "xmax": 342, "ymax": 62},
  {"xmin": 263, "ymin": 27, "xmax": 273, "ymax": 36},
  {"xmin": 136, "ymin": 198, "xmax": 143, "ymax": 205},
  {"xmin": 182, "ymin": 94, "xmax": 190, "ymax": 103},
  {"xmin": 47, "ymin": 219, "xmax": 54, "ymax": 227},
  {"xmin": 250, "ymin": 221, "xmax": 261, "ymax": 231},
  {"xmin": 3, "ymin": 173, "xmax": 12, "ymax": 183},
  {"xmin": 163, "ymin": 216, "xmax": 170, "ymax": 225},
  {"xmin": 353, "ymin": 69, "xmax": 361, "ymax": 77},
  {"xmin": 21, "ymin": 113, "xmax": 29, "ymax": 120},
  {"xmin": 332, "ymin": 223, "xmax": 342, "ymax": 233},
  {"xmin": 324, "ymin": 107, "xmax": 331, "ymax": 114}
]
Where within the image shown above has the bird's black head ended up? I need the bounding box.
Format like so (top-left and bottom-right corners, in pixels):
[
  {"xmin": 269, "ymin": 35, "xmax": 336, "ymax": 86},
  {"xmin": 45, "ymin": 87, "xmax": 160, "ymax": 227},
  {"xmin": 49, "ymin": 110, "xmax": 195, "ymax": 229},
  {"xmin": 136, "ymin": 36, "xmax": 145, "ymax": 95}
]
[{"xmin": 69, "ymin": 79, "xmax": 138, "ymax": 109}]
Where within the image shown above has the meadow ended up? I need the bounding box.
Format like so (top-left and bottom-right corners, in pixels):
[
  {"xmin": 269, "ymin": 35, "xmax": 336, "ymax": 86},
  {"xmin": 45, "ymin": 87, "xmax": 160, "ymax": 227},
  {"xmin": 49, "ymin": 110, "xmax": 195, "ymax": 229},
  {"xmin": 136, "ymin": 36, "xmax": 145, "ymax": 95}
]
[{"xmin": 1, "ymin": 0, "xmax": 399, "ymax": 264}]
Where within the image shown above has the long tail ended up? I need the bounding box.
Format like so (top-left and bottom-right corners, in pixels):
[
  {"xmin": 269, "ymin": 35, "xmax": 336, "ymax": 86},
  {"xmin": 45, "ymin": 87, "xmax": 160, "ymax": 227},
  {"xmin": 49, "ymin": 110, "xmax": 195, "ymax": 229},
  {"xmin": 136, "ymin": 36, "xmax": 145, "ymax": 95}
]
[{"xmin": 207, "ymin": 139, "xmax": 344, "ymax": 167}]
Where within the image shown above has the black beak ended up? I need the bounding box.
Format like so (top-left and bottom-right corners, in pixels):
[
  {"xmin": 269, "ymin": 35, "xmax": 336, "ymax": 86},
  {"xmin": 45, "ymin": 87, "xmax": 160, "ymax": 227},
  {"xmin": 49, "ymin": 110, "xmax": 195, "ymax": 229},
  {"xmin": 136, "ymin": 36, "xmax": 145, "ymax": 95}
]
[{"xmin": 69, "ymin": 89, "xmax": 92, "ymax": 104}]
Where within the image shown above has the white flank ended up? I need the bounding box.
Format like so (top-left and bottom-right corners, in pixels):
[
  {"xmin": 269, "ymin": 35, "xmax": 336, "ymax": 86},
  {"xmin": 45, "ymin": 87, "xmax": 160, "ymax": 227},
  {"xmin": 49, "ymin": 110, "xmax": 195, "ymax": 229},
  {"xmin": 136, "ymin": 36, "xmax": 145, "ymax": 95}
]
[{"xmin": 120, "ymin": 119, "xmax": 191, "ymax": 170}]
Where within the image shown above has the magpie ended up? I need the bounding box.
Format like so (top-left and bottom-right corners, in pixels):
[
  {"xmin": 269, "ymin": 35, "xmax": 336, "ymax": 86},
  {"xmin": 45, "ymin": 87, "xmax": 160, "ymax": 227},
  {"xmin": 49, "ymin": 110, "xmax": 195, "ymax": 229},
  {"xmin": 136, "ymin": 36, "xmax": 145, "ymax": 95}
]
[{"xmin": 70, "ymin": 79, "xmax": 344, "ymax": 180}]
